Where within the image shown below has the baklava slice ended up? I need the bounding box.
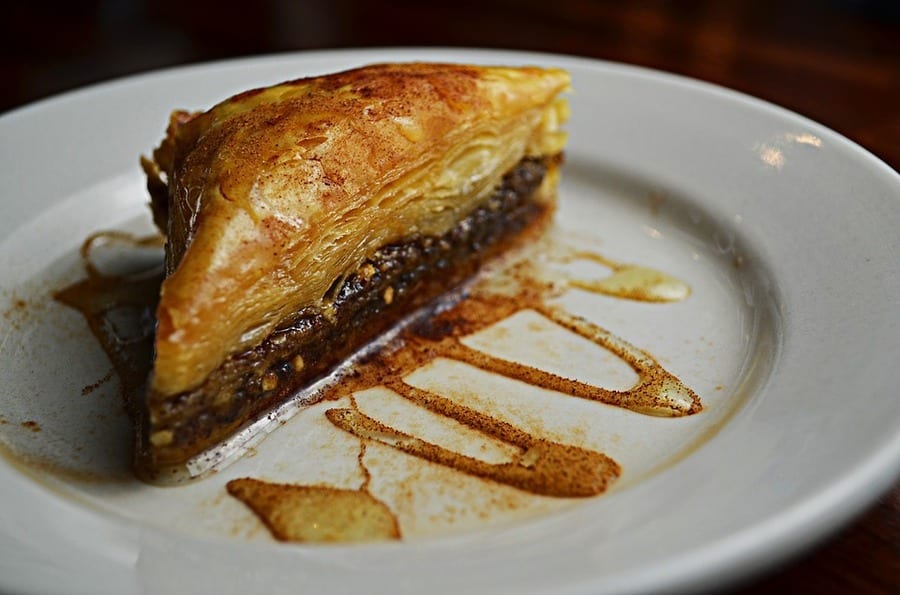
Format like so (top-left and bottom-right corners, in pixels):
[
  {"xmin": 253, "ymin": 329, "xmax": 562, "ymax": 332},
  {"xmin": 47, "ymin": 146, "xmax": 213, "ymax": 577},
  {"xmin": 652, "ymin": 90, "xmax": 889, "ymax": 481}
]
[{"xmin": 139, "ymin": 62, "xmax": 570, "ymax": 479}]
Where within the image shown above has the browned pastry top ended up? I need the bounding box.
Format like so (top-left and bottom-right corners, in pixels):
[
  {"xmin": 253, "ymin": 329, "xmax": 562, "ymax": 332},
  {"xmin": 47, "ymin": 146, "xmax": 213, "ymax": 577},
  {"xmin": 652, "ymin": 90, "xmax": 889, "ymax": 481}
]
[{"xmin": 144, "ymin": 62, "xmax": 570, "ymax": 396}]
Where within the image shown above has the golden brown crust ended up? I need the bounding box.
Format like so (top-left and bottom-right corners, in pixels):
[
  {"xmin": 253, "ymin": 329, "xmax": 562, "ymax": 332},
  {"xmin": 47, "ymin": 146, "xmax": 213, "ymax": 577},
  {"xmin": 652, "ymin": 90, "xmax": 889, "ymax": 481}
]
[{"xmin": 148, "ymin": 62, "xmax": 570, "ymax": 397}]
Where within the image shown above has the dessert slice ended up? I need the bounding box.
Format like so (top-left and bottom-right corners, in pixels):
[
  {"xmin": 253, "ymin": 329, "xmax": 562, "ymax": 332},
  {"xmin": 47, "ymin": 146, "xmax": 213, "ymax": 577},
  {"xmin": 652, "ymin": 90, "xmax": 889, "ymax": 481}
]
[{"xmin": 139, "ymin": 62, "xmax": 570, "ymax": 480}]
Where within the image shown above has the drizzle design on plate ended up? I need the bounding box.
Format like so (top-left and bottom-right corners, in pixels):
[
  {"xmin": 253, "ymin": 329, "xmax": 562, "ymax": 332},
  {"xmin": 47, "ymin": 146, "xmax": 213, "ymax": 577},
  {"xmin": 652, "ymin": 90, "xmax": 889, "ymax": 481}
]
[{"xmin": 55, "ymin": 230, "xmax": 701, "ymax": 543}]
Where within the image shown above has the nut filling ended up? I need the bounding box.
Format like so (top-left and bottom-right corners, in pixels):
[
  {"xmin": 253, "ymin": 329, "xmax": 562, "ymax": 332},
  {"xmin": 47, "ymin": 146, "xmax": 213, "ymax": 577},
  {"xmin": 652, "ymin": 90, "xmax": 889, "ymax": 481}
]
[{"xmin": 140, "ymin": 156, "xmax": 555, "ymax": 472}]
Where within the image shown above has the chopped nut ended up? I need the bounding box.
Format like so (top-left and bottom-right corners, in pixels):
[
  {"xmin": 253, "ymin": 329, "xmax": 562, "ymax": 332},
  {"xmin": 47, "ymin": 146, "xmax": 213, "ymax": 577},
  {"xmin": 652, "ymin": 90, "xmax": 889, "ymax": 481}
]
[
  {"xmin": 383, "ymin": 286, "xmax": 394, "ymax": 305},
  {"xmin": 150, "ymin": 430, "xmax": 174, "ymax": 447},
  {"xmin": 212, "ymin": 390, "xmax": 232, "ymax": 408},
  {"xmin": 359, "ymin": 263, "xmax": 376, "ymax": 281},
  {"xmin": 292, "ymin": 354, "xmax": 305, "ymax": 371},
  {"xmin": 262, "ymin": 372, "xmax": 279, "ymax": 391}
]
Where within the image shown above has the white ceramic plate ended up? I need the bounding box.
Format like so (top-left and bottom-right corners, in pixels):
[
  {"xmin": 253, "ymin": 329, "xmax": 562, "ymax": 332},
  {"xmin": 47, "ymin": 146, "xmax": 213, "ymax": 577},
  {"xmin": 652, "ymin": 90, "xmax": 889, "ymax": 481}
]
[{"xmin": 1, "ymin": 49, "xmax": 898, "ymax": 595}]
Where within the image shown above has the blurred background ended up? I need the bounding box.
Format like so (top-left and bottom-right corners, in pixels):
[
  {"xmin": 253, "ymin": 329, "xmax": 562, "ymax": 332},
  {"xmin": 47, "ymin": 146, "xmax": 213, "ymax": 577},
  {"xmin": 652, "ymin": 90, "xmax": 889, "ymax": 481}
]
[
  {"xmin": 1, "ymin": 0, "xmax": 898, "ymax": 169},
  {"xmin": 1, "ymin": 1, "xmax": 897, "ymax": 592}
]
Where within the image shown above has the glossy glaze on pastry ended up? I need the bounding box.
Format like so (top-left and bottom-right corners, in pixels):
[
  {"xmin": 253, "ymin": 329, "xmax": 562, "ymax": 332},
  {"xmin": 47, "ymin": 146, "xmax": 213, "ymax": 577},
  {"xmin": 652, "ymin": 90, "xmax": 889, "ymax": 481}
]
[{"xmin": 139, "ymin": 63, "xmax": 570, "ymax": 477}]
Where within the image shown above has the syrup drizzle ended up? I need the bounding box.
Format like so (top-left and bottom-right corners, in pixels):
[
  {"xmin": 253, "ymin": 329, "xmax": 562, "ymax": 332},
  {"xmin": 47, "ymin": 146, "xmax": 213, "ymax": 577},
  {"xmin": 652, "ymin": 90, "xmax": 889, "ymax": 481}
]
[
  {"xmin": 55, "ymin": 231, "xmax": 701, "ymax": 543},
  {"xmin": 53, "ymin": 232, "xmax": 163, "ymax": 404},
  {"xmin": 225, "ymin": 478, "xmax": 401, "ymax": 543},
  {"xmin": 327, "ymin": 378, "xmax": 620, "ymax": 498},
  {"xmin": 560, "ymin": 248, "xmax": 691, "ymax": 303}
]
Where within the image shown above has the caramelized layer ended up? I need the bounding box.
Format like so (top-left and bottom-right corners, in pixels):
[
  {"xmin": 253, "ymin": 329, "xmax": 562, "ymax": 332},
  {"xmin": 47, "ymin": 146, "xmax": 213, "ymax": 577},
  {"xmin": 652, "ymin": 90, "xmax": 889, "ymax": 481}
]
[{"xmin": 138, "ymin": 157, "xmax": 556, "ymax": 476}]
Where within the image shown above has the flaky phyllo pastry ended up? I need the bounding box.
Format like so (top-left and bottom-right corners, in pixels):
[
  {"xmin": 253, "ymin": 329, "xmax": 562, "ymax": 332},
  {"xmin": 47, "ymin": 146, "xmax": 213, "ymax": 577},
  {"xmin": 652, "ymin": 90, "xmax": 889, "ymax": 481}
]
[{"xmin": 139, "ymin": 62, "xmax": 570, "ymax": 479}]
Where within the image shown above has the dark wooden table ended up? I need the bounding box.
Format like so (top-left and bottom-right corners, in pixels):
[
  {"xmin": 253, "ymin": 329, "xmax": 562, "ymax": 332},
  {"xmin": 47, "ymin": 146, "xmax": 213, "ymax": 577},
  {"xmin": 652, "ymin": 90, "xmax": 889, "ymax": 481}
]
[{"xmin": 2, "ymin": 1, "xmax": 897, "ymax": 592}]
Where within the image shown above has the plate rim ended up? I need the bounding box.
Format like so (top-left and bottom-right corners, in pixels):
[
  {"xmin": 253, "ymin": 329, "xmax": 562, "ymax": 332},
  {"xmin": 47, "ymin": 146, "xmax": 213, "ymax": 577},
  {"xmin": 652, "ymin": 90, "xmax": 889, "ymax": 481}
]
[{"xmin": 1, "ymin": 47, "xmax": 899, "ymax": 595}]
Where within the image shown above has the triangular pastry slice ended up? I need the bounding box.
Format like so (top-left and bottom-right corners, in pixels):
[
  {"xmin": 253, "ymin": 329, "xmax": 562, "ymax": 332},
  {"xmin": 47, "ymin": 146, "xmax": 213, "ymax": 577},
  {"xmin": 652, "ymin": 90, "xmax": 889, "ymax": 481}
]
[{"xmin": 139, "ymin": 62, "xmax": 570, "ymax": 480}]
